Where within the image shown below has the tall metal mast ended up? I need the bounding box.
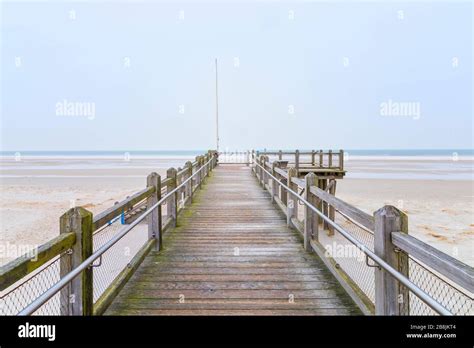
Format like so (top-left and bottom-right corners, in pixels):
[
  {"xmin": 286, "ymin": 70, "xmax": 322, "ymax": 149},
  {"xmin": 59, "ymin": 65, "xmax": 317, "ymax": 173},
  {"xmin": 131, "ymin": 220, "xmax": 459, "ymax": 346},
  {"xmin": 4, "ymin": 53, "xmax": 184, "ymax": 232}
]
[{"xmin": 215, "ymin": 58, "xmax": 219, "ymax": 153}]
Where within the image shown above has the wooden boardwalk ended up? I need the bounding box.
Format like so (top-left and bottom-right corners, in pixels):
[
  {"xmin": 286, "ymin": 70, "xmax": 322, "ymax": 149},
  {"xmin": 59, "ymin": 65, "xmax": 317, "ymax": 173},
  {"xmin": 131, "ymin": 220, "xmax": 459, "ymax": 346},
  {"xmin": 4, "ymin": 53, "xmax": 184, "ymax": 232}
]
[{"xmin": 106, "ymin": 164, "xmax": 360, "ymax": 315}]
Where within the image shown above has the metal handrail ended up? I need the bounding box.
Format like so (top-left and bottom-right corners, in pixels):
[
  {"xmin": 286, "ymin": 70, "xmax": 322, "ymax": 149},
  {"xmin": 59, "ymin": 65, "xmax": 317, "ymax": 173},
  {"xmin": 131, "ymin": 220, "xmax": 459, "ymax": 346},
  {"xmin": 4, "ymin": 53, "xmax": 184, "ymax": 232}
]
[
  {"xmin": 18, "ymin": 157, "xmax": 214, "ymax": 316},
  {"xmin": 253, "ymin": 161, "xmax": 452, "ymax": 316}
]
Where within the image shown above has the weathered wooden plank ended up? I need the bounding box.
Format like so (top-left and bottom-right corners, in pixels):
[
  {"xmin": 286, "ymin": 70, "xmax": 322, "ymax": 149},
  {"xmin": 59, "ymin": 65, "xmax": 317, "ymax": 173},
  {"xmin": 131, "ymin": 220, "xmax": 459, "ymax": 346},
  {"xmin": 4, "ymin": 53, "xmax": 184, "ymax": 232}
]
[
  {"xmin": 93, "ymin": 186, "xmax": 154, "ymax": 230},
  {"xmin": 309, "ymin": 185, "xmax": 374, "ymax": 231},
  {"xmin": 123, "ymin": 280, "xmax": 339, "ymax": 290},
  {"xmin": 110, "ymin": 299, "xmax": 354, "ymax": 310},
  {"xmin": 106, "ymin": 308, "xmax": 359, "ymax": 316},
  {"xmin": 117, "ymin": 288, "xmax": 350, "ymax": 299},
  {"xmin": 137, "ymin": 267, "xmax": 326, "ymax": 275},
  {"xmin": 392, "ymin": 232, "xmax": 474, "ymax": 293},
  {"xmin": 0, "ymin": 232, "xmax": 76, "ymax": 291},
  {"xmin": 149, "ymin": 261, "xmax": 320, "ymax": 268}
]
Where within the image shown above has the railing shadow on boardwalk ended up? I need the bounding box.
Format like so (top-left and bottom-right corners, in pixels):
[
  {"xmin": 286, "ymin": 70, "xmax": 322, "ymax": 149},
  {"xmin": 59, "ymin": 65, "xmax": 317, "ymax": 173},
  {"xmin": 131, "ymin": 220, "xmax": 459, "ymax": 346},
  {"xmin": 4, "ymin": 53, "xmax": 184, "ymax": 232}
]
[{"xmin": 0, "ymin": 149, "xmax": 472, "ymax": 316}]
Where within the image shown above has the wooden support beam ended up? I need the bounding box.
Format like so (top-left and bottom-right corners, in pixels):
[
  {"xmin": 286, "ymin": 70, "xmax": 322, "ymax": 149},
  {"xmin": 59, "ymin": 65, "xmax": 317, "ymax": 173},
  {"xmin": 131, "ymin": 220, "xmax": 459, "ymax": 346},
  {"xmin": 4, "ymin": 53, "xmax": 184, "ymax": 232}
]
[
  {"xmin": 287, "ymin": 167, "xmax": 298, "ymax": 227},
  {"xmin": 280, "ymin": 176, "xmax": 288, "ymax": 206},
  {"xmin": 271, "ymin": 162, "xmax": 278, "ymax": 203},
  {"xmin": 263, "ymin": 156, "xmax": 269, "ymax": 187},
  {"xmin": 185, "ymin": 161, "xmax": 193, "ymax": 204},
  {"xmin": 339, "ymin": 149, "xmax": 344, "ymax": 170},
  {"xmin": 194, "ymin": 156, "xmax": 201, "ymax": 189},
  {"xmin": 328, "ymin": 179, "xmax": 336, "ymax": 235},
  {"xmin": 304, "ymin": 173, "xmax": 317, "ymax": 251},
  {"xmin": 146, "ymin": 172, "xmax": 162, "ymax": 251},
  {"xmin": 317, "ymin": 179, "xmax": 324, "ymax": 227},
  {"xmin": 321, "ymin": 180, "xmax": 330, "ymax": 233},
  {"xmin": 59, "ymin": 207, "xmax": 93, "ymax": 315},
  {"xmin": 374, "ymin": 205, "xmax": 410, "ymax": 315},
  {"xmin": 166, "ymin": 168, "xmax": 178, "ymax": 227},
  {"xmin": 295, "ymin": 150, "xmax": 300, "ymax": 172}
]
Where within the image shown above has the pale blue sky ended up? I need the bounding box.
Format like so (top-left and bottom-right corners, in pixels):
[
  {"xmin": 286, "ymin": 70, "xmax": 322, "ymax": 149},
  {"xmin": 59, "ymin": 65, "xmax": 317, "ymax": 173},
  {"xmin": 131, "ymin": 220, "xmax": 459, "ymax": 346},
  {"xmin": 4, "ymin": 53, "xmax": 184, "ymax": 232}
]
[{"xmin": 1, "ymin": 1, "xmax": 472, "ymax": 151}]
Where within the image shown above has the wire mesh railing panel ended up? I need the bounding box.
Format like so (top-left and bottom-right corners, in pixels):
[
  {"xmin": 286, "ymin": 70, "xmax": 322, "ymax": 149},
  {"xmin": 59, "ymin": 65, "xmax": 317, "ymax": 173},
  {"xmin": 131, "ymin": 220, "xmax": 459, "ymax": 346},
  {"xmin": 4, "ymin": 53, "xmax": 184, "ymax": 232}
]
[
  {"xmin": 318, "ymin": 210, "xmax": 376, "ymax": 305},
  {"xmin": 92, "ymin": 206, "xmax": 148, "ymax": 303},
  {"xmin": 0, "ymin": 252, "xmax": 72, "ymax": 315},
  {"xmin": 404, "ymin": 257, "xmax": 473, "ymax": 315}
]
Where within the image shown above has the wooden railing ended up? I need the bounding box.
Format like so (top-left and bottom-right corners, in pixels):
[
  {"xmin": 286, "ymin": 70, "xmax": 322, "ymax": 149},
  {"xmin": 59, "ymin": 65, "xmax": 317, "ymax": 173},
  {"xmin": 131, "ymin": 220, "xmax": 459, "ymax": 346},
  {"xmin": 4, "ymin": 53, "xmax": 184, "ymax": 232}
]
[
  {"xmin": 253, "ymin": 156, "xmax": 473, "ymax": 316},
  {"xmin": 0, "ymin": 150, "xmax": 218, "ymax": 316},
  {"xmin": 257, "ymin": 149, "xmax": 345, "ymax": 172}
]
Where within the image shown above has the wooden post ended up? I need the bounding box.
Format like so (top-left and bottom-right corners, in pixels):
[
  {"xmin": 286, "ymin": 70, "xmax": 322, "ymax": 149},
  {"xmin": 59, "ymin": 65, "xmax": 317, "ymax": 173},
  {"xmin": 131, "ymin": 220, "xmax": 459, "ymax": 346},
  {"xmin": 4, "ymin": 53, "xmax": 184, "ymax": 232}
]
[
  {"xmin": 176, "ymin": 168, "xmax": 183, "ymax": 205},
  {"xmin": 185, "ymin": 161, "xmax": 193, "ymax": 204},
  {"xmin": 319, "ymin": 150, "xmax": 323, "ymax": 167},
  {"xmin": 201, "ymin": 156, "xmax": 206, "ymax": 182},
  {"xmin": 328, "ymin": 150, "xmax": 333, "ymax": 168},
  {"xmin": 322, "ymin": 180, "xmax": 330, "ymax": 232},
  {"xmin": 210, "ymin": 151, "xmax": 215, "ymax": 168},
  {"xmin": 166, "ymin": 168, "xmax": 177, "ymax": 227},
  {"xmin": 311, "ymin": 150, "xmax": 316, "ymax": 165},
  {"xmin": 258, "ymin": 156, "xmax": 262, "ymax": 185},
  {"xmin": 263, "ymin": 156, "xmax": 269, "ymax": 188},
  {"xmin": 256, "ymin": 155, "xmax": 260, "ymax": 180},
  {"xmin": 59, "ymin": 207, "xmax": 93, "ymax": 315},
  {"xmin": 281, "ymin": 175, "xmax": 288, "ymax": 206},
  {"xmin": 328, "ymin": 179, "xmax": 336, "ymax": 236},
  {"xmin": 147, "ymin": 173, "xmax": 162, "ymax": 251},
  {"xmin": 195, "ymin": 156, "xmax": 202, "ymax": 189},
  {"xmin": 316, "ymin": 179, "xmax": 324, "ymax": 227},
  {"xmin": 374, "ymin": 205, "xmax": 410, "ymax": 315},
  {"xmin": 304, "ymin": 173, "xmax": 317, "ymax": 251},
  {"xmin": 199, "ymin": 156, "xmax": 204, "ymax": 180},
  {"xmin": 206, "ymin": 151, "xmax": 211, "ymax": 176},
  {"xmin": 59, "ymin": 248, "xmax": 72, "ymax": 315},
  {"xmin": 295, "ymin": 150, "xmax": 300, "ymax": 173},
  {"xmin": 207, "ymin": 153, "xmax": 211, "ymax": 176},
  {"xmin": 278, "ymin": 150, "xmax": 282, "ymax": 160},
  {"xmin": 204, "ymin": 154, "xmax": 209, "ymax": 177},
  {"xmin": 287, "ymin": 167, "xmax": 298, "ymax": 227},
  {"xmin": 339, "ymin": 149, "xmax": 344, "ymax": 170},
  {"xmin": 271, "ymin": 162, "xmax": 278, "ymax": 203}
]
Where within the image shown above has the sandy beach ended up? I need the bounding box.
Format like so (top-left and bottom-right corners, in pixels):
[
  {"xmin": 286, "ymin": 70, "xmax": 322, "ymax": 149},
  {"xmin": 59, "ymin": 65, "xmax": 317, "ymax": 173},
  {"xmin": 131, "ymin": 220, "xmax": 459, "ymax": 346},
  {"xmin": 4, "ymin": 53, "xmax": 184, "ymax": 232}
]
[{"xmin": 0, "ymin": 155, "xmax": 472, "ymax": 267}]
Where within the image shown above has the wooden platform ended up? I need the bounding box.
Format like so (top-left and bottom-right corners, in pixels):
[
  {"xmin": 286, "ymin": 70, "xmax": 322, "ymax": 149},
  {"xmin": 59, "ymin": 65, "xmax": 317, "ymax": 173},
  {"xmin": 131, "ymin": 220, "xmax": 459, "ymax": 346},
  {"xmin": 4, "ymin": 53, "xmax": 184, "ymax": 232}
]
[{"xmin": 105, "ymin": 164, "xmax": 361, "ymax": 315}]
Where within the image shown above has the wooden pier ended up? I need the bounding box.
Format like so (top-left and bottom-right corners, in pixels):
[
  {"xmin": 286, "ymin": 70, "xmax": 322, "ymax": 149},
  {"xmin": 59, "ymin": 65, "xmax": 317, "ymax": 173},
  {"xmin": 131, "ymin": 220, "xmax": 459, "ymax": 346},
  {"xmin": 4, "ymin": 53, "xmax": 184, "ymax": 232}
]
[
  {"xmin": 1, "ymin": 150, "xmax": 472, "ymax": 316},
  {"xmin": 105, "ymin": 164, "xmax": 360, "ymax": 315}
]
